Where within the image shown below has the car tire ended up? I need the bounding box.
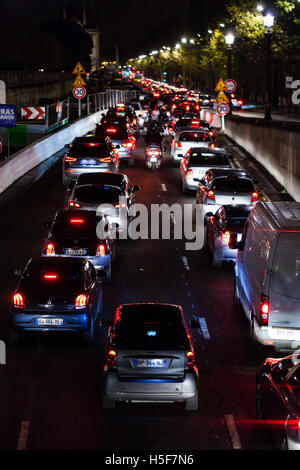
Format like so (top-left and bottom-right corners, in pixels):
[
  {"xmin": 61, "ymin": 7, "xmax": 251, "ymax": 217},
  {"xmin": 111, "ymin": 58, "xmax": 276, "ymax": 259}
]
[
  {"xmin": 151, "ymin": 162, "xmax": 156, "ymax": 171},
  {"xmin": 249, "ymin": 314, "xmax": 264, "ymax": 352},
  {"xmin": 102, "ymin": 394, "xmax": 116, "ymax": 409},
  {"xmin": 128, "ymin": 156, "xmax": 135, "ymax": 167},
  {"xmin": 184, "ymin": 393, "xmax": 198, "ymax": 411},
  {"xmin": 255, "ymin": 381, "xmax": 265, "ymax": 419}
]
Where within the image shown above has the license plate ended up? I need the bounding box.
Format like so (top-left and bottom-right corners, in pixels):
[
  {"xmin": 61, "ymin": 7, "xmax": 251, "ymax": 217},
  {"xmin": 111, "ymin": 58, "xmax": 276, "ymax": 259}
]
[
  {"xmin": 37, "ymin": 318, "xmax": 63, "ymax": 326},
  {"xmin": 64, "ymin": 248, "xmax": 87, "ymax": 255},
  {"xmin": 269, "ymin": 327, "xmax": 300, "ymax": 341},
  {"xmin": 134, "ymin": 359, "xmax": 166, "ymax": 368},
  {"xmin": 150, "ymin": 157, "xmax": 157, "ymax": 162},
  {"xmin": 81, "ymin": 159, "xmax": 96, "ymax": 165}
]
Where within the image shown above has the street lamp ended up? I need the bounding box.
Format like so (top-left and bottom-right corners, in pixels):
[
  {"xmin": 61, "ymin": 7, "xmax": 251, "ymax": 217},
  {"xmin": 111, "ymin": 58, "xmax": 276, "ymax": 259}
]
[
  {"xmin": 225, "ymin": 33, "xmax": 235, "ymax": 115},
  {"xmin": 263, "ymin": 13, "xmax": 274, "ymax": 119}
]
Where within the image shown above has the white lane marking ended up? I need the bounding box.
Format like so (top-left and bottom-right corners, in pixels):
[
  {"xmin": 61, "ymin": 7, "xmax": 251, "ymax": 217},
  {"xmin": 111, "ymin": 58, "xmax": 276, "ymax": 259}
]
[
  {"xmin": 198, "ymin": 317, "xmax": 211, "ymax": 340},
  {"xmin": 181, "ymin": 256, "xmax": 190, "ymax": 271},
  {"xmin": 17, "ymin": 420, "xmax": 30, "ymax": 450},
  {"xmin": 225, "ymin": 414, "xmax": 242, "ymax": 450},
  {"xmin": 161, "ymin": 183, "xmax": 167, "ymax": 192}
]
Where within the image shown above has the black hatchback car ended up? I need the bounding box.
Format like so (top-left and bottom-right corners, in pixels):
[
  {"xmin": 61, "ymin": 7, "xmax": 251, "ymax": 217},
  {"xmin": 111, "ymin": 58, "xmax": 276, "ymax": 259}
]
[
  {"xmin": 10, "ymin": 257, "xmax": 103, "ymax": 343},
  {"xmin": 100, "ymin": 303, "xmax": 199, "ymax": 410}
]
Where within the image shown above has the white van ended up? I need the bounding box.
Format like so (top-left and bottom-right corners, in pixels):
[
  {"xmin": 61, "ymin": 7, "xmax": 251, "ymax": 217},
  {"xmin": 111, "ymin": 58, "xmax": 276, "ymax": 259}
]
[{"xmin": 230, "ymin": 201, "xmax": 300, "ymax": 352}]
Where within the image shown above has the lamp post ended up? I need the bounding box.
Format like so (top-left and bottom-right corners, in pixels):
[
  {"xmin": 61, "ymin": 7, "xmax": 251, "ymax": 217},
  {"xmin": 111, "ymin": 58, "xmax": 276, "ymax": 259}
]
[
  {"xmin": 263, "ymin": 13, "xmax": 274, "ymax": 120},
  {"xmin": 225, "ymin": 33, "xmax": 235, "ymax": 115}
]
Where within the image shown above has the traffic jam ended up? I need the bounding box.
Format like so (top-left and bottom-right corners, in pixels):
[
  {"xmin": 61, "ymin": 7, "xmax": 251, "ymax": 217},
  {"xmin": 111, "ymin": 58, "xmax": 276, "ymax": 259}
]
[{"xmin": 2, "ymin": 76, "xmax": 300, "ymax": 453}]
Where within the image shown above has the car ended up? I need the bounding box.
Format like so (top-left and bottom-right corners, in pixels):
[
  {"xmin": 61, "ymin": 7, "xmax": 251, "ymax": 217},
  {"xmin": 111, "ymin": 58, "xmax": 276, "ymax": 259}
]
[
  {"xmin": 230, "ymin": 201, "xmax": 300, "ymax": 352},
  {"xmin": 100, "ymin": 303, "xmax": 199, "ymax": 410},
  {"xmin": 195, "ymin": 168, "xmax": 259, "ymax": 214},
  {"xmin": 180, "ymin": 147, "xmax": 232, "ymax": 192},
  {"xmin": 9, "ymin": 257, "xmax": 104, "ymax": 343},
  {"xmin": 42, "ymin": 210, "xmax": 115, "ymax": 281},
  {"xmin": 198, "ymin": 94, "xmax": 214, "ymax": 108},
  {"xmin": 230, "ymin": 94, "xmax": 243, "ymax": 110},
  {"xmin": 206, "ymin": 204, "xmax": 252, "ymax": 266},
  {"xmin": 170, "ymin": 128, "xmax": 213, "ymax": 165},
  {"xmin": 95, "ymin": 123, "xmax": 136, "ymax": 166},
  {"xmin": 256, "ymin": 354, "xmax": 300, "ymax": 450},
  {"xmin": 67, "ymin": 172, "xmax": 140, "ymax": 232},
  {"xmin": 129, "ymin": 100, "xmax": 149, "ymax": 129},
  {"xmin": 173, "ymin": 116, "xmax": 212, "ymax": 134},
  {"xmin": 62, "ymin": 136, "xmax": 119, "ymax": 186}
]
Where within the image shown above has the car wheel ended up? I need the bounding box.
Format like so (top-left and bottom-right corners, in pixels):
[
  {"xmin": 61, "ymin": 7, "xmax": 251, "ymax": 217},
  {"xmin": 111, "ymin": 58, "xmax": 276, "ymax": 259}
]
[
  {"xmin": 184, "ymin": 393, "xmax": 198, "ymax": 411},
  {"xmin": 128, "ymin": 156, "xmax": 135, "ymax": 167},
  {"xmin": 249, "ymin": 315, "xmax": 263, "ymax": 352},
  {"xmin": 102, "ymin": 394, "xmax": 116, "ymax": 409},
  {"xmin": 255, "ymin": 381, "xmax": 265, "ymax": 419},
  {"xmin": 151, "ymin": 162, "xmax": 156, "ymax": 171}
]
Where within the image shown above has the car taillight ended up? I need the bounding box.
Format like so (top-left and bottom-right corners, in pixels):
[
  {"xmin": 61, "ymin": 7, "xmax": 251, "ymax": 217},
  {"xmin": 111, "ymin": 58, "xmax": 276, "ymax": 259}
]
[
  {"xmin": 251, "ymin": 192, "xmax": 259, "ymax": 203},
  {"xmin": 221, "ymin": 231, "xmax": 231, "ymax": 244},
  {"xmin": 207, "ymin": 190, "xmax": 215, "ymax": 201},
  {"xmin": 75, "ymin": 294, "xmax": 87, "ymax": 308},
  {"xmin": 186, "ymin": 351, "xmax": 195, "ymax": 368},
  {"xmin": 122, "ymin": 141, "xmax": 134, "ymax": 149},
  {"xmin": 107, "ymin": 349, "xmax": 117, "ymax": 367},
  {"xmin": 259, "ymin": 295, "xmax": 269, "ymax": 325},
  {"xmin": 186, "ymin": 169, "xmax": 193, "ymax": 179},
  {"xmin": 13, "ymin": 293, "xmax": 25, "ymax": 308},
  {"xmin": 209, "ymin": 143, "xmax": 215, "ymax": 149},
  {"xmin": 106, "ymin": 128, "xmax": 117, "ymax": 134},
  {"xmin": 210, "ymin": 99, "xmax": 214, "ymax": 102},
  {"xmin": 175, "ymin": 141, "xmax": 182, "ymax": 148},
  {"xmin": 46, "ymin": 243, "xmax": 55, "ymax": 255},
  {"xmin": 69, "ymin": 201, "xmax": 81, "ymax": 208},
  {"xmin": 238, "ymin": 100, "xmax": 243, "ymax": 105},
  {"xmin": 96, "ymin": 244, "xmax": 106, "ymax": 257},
  {"xmin": 287, "ymin": 419, "xmax": 300, "ymax": 430},
  {"xmin": 191, "ymin": 120, "xmax": 200, "ymax": 126},
  {"xmin": 209, "ymin": 131, "xmax": 214, "ymax": 137},
  {"xmin": 65, "ymin": 156, "xmax": 77, "ymax": 162}
]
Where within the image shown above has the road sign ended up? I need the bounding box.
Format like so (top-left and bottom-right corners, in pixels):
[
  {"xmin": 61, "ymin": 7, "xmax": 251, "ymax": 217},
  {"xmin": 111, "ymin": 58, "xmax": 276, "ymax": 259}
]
[
  {"xmin": 215, "ymin": 78, "xmax": 226, "ymax": 91},
  {"xmin": 216, "ymin": 102, "xmax": 230, "ymax": 116},
  {"xmin": 224, "ymin": 79, "xmax": 237, "ymax": 93},
  {"xmin": 0, "ymin": 104, "xmax": 17, "ymax": 127},
  {"xmin": 73, "ymin": 74, "xmax": 86, "ymax": 86},
  {"xmin": 21, "ymin": 106, "xmax": 45, "ymax": 120},
  {"xmin": 73, "ymin": 86, "xmax": 86, "ymax": 99},
  {"xmin": 216, "ymin": 91, "xmax": 229, "ymax": 103},
  {"xmin": 72, "ymin": 62, "xmax": 86, "ymax": 75}
]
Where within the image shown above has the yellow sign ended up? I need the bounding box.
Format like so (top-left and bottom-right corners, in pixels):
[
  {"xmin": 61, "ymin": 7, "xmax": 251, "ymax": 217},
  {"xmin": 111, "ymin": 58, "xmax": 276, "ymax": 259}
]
[
  {"xmin": 215, "ymin": 78, "xmax": 226, "ymax": 92},
  {"xmin": 216, "ymin": 91, "xmax": 229, "ymax": 103},
  {"xmin": 73, "ymin": 74, "xmax": 86, "ymax": 86},
  {"xmin": 72, "ymin": 62, "xmax": 86, "ymax": 74}
]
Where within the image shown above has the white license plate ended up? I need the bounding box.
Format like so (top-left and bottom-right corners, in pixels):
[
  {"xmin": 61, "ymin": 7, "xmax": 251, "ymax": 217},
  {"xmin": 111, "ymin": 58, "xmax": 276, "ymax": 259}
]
[
  {"xmin": 150, "ymin": 157, "xmax": 158, "ymax": 162},
  {"xmin": 81, "ymin": 159, "xmax": 96, "ymax": 165},
  {"xmin": 64, "ymin": 248, "xmax": 87, "ymax": 255},
  {"xmin": 269, "ymin": 327, "xmax": 300, "ymax": 341},
  {"xmin": 37, "ymin": 318, "xmax": 63, "ymax": 326},
  {"xmin": 134, "ymin": 359, "xmax": 166, "ymax": 368}
]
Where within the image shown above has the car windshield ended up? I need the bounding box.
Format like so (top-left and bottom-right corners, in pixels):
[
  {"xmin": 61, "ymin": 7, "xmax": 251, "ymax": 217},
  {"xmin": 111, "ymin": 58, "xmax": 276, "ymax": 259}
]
[
  {"xmin": 212, "ymin": 178, "xmax": 254, "ymax": 192},
  {"xmin": 189, "ymin": 153, "xmax": 229, "ymax": 166},
  {"xmin": 68, "ymin": 144, "xmax": 107, "ymax": 157},
  {"xmin": 272, "ymin": 254, "xmax": 300, "ymax": 300},
  {"xmin": 179, "ymin": 132, "xmax": 210, "ymax": 142},
  {"xmin": 74, "ymin": 185, "xmax": 121, "ymax": 203}
]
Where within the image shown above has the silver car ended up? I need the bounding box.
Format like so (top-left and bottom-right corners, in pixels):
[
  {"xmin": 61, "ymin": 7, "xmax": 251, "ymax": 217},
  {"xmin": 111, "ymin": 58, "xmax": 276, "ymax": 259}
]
[
  {"xmin": 100, "ymin": 303, "xmax": 199, "ymax": 410},
  {"xmin": 196, "ymin": 168, "xmax": 260, "ymax": 215},
  {"xmin": 180, "ymin": 147, "xmax": 232, "ymax": 193},
  {"xmin": 170, "ymin": 127, "xmax": 213, "ymax": 165}
]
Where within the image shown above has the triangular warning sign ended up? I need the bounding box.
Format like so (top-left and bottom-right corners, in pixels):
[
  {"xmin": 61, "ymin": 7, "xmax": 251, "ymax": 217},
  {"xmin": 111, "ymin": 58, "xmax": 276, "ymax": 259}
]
[
  {"xmin": 73, "ymin": 74, "xmax": 86, "ymax": 86},
  {"xmin": 216, "ymin": 91, "xmax": 229, "ymax": 103},
  {"xmin": 72, "ymin": 62, "xmax": 86, "ymax": 74},
  {"xmin": 215, "ymin": 78, "xmax": 226, "ymax": 92}
]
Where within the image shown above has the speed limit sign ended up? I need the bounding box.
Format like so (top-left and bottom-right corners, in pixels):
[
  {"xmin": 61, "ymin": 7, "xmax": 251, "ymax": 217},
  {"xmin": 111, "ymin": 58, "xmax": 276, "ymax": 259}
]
[
  {"xmin": 73, "ymin": 86, "xmax": 86, "ymax": 99},
  {"xmin": 224, "ymin": 79, "xmax": 237, "ymax": 93},
  {"xmin": 216, "ymin": 102, "xmax": 230, "ymax": 116}
]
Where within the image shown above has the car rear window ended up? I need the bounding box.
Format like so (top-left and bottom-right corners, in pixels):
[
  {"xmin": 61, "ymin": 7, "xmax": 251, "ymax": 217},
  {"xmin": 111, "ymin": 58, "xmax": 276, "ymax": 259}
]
[
  {"xmin": 52, "ymin": 216, "xmax": 100, "ymax": 237},
  {"xmin": 227, "ymin": 217, "xmax": 248, "ymax": 231},
  {"xmin": 74, "ymin": 185, "xmax": 121, "ymax": 203},
  {"xmin": 179, "ymin": 132, "xmax": 210, "ymax": 142},
  {"xmin": 68, "ymin": 144, "xmax": 107, "ymax": 157},
  {"xmin": 189, "ymin": 153, "xmax": 229, "ymax": 166},
  {"xmin": 272, "ymin": 254, "xmax": 300, "ymax": 300},
  {"xmin": 212, "ymin": 178, "xmax": 254, "ymax": 192},
  {"xmin": 97, "ymin": 127, "xmax": 128, "ymax": 140}
]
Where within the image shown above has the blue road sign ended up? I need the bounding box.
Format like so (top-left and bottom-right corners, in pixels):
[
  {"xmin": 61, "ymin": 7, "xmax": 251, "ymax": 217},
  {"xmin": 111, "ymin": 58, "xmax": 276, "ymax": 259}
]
[{"xmin": 0, "ymin": 105, "xmax": 17, "ymax": 128}]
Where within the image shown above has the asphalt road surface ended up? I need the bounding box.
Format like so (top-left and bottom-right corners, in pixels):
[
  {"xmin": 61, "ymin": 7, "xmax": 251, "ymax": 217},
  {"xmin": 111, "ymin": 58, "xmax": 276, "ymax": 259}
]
[{"xmin": 0, "ymin": 131, "xmax": 289, "ymax": 450}]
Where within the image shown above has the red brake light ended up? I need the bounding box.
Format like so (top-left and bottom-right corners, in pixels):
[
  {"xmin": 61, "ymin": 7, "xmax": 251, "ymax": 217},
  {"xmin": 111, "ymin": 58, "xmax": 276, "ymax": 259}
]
[
  {"xmin": 207, "ymin": 190, "xmax": 215, "ymax": 201},
  {"xmin": 75, "ymin": 294, "xmax": 87, "ymax": 308},
  {"xmin": 122, "ymin": 141, "xmax": 134, "ymax": 149},
  {"xmin": 69, "ymin": 201, "xmax": 81, "ymax": 208},
  {"xmin": 175, "ymin": 141, "xmax": 182, "ymax": 148},
  {"xmin": 96, "ymin": 244, "xmax": 106, "ymax": 257},
  {"xmin": 209, "ymin": 131, "xmax": 214, "ymax": 137},
  {"xmin": 69, "ymin": 218, "xmax": 84, "ymax": 224},
  {"xmin": 65, "ymin": 156, "xmax": 77, "ymax": 162},
  {"xmin": 43, "ymin": 274, "xmax": 58, "ymax": 280},
  {"xmin": 209, "ymin": 143, "xmax": 215, "ymax": 149},
  {"xmin": 186, "ymin": 350, "xmax": 195, "ymax": 368},
  {"xmin": 106, "ymin": 128, "xmax": 117, "ymax": 133},
  {"xmin": 107, "ymin": 349, "xmax": 117, "ymax": 367},
  {"xmin": 259, "ymin": 295, "xmax": 269, "ymax": 325},
  {"xmin": 46, "ymin": 243, "xmax": 55, "ymax": 255},
  {"xmin": 238, "ymin": 100, "xmax": 243, "ymax": 105},
  {"xmin": 251, "ymin": 192, "xmax": 259, "ymax": 203},
  {"xmin": 13, "ymin": 293, "xmax": 24, "ymax": 308},
  {"xmin": 191, "ymin": 120, "xmax": 200, "ymax": 126}
]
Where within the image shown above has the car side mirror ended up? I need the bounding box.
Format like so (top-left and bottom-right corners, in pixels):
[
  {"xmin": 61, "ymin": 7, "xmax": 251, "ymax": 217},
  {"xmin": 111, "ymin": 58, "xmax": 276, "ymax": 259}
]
[
  {"xmin": 96, "ymin": 269, "xmax": 107, "ymax": 278},
  {"xmin": 189, "ymin": 319, "xmax": 200, "ymax": 329},
  {"xmin": 228, "ymin": 233, "xmax": 239, "ymax": 250},
  {"xmin": 133, "ymin": 185, "xmax": 140, "ymax": 192},
  {"xmin": 14, "ymin": 268, "xmax": 22, "ymax": 277},
  {"xmin": 43, "ymin": 221, "xmax": 52, "ymax": 229},
  {"xmin": 193, "ymin": 178, "xmax": 200, "ymax": 182},
  {"xmin": 99, "ymin": 317, "xmax": 112, "ymax": 327}
]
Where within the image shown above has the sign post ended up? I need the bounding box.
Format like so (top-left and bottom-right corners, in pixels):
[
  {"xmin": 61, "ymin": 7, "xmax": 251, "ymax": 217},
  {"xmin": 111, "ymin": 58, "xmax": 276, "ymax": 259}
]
[
  {"xmin": 72, "ymin": 62, "xmax": 86, "ymax": 118},
  {"xmin": 0, "ymin": 104, "xmax": 17, "ymax": 158},
  {"xmin": 73, "ymin": 86, "xmax": 87, "ymax": 117},
  {"xmin": 216, "ymin": 102, "xmax": 230, "ymax": 133}
]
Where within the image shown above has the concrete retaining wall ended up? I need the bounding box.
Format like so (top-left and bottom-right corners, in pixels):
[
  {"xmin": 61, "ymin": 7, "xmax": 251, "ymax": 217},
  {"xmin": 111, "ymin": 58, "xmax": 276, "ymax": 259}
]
[
  {"xmin": 7, "ymin": 79, "xmax": 74, "ymax": 107},
  {"xmin": 225, "ymin": 116, "xmax": 300, "ymax": 202},
  {"xmin": 0, "ymin": 109, "xmax": 105, "ymax": 194}
]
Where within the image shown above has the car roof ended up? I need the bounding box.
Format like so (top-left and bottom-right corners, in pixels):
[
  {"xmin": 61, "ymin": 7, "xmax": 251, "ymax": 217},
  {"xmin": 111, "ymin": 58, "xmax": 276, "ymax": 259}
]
[
  {"xmin": 257, "ymin": 202, "xmax": 300, "ymax": 230},
  {"xmin": 72, "ymin": 136, "xmax": 110, "ymax": 145},
  {"xmin": 221, "ymin": 204, "xmax": 253, "ymax": 217},
  {"xmin": 117, "ymin": 303, "xmax": 183, "ymax": 323},
  {"xmin": 189, "ymin": 147, "xmax": 226, "ymax": 155},
  {"xmin": 207, "ymin": 168, "xmax": 250, "ymax": 178},
  {"xmin": 54, "ymin": 209, "xmax": 102, "ymax": 222},
  {"xmin": 76, "ymin": 172, "xmax": 126, "ymax": 186}
]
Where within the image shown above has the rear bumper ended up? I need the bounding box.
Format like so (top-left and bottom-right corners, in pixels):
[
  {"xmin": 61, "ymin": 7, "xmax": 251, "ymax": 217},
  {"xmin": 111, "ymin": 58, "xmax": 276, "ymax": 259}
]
[
  {"xmin": 254, "ymin": 319, "xmax": 300, "ymax": 351},
  {"xmin": 63, "ymin": 165, "xmax": 115, "ymax": 183},
  {"xmin": 183, "ymin": 178, "xmax": 198, "ymax": 190},
  {"xmin": 10, "ymin": 311, "xmax": 90, "ymax": 334},
  {"xmin": 103, "ymin": 369, "xmax": 198, "ymax": 403}
]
